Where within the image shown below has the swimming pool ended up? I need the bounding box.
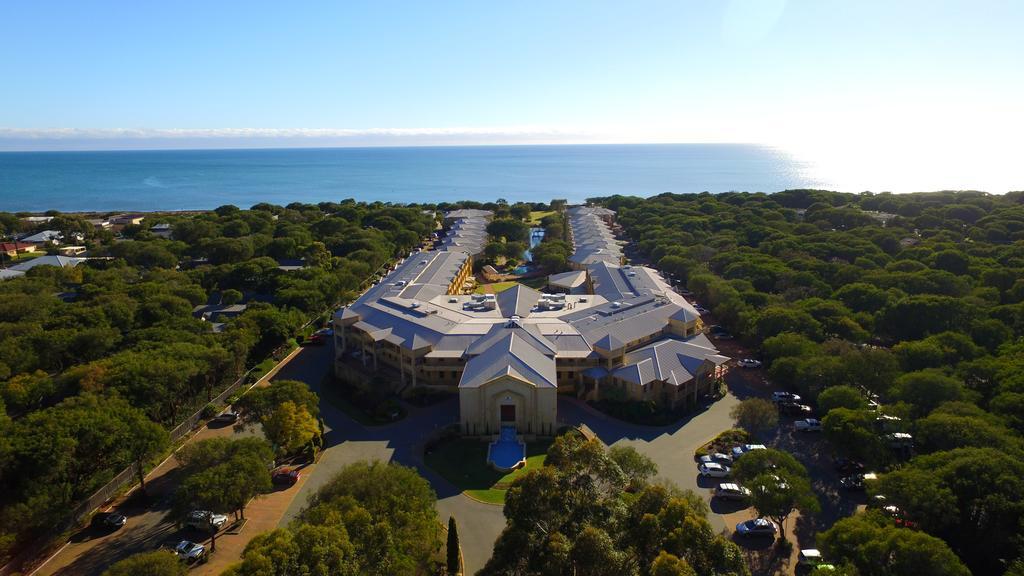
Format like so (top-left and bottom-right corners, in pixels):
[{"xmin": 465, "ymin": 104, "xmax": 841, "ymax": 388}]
[{"xmin": 487, "ymin": 425, "xmax": 526, "ymax": 472}]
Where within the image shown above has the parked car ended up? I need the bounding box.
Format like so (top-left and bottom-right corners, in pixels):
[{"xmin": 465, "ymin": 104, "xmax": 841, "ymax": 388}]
[
  {"xmin": 174, "ymin": 540, "xmax": 207, "ymax": 563},
  {"xmin": 794, "ymin": 418, "xmax": 822, "ymax": 432},
  {"xmin": 91, "ymin": 512, "xmax": 127, "ymax": 530},
  {"xmin": 272, "ymin": 468, "xmax": 301, "ymax": 487},
  {"xmin": 834, "ymin": 458, "xmax": 865, "ymax": 475},
  {"xmin": 306, "ymin": 328, "xmax": 333, "ymax": 345},
  {"xmin": 772, "ymin": 391, "xmax": 802, "ymax": 403},
  {"xmin": 840, "ymin": 472, "xmax": 877, "ymax": 491},
  {"xmin": 736, "ymin": 358, "xmax": 762, "ymax": 369},
  {"xmin": 779, "ymin": 402, "xmax": 813, "ymax": 416},
  {"xmin": 714, "ymin": 482, "xmax": 752, "ymax": 501},
  {"xmin": 698, "ymin": 462, "xmax": 731, "ymax": 478},
  {"xmin": 730, "ymin": 444, "xmax": 767, "ymax": 459},
  {"xmin": 711, "ymin": 331, "xmax": 734, "ymax": 340},
  {"xmin": 699, "ymin": 452, "xmax": 733, "ymax": 465},
  {"xmin": 735, "ymin": 518, "xmax": 777, "ymax": 537},
  {"xmin": 694, "ymin": 305, "xmax": 710, "ymax": 314},
  {"xmin": 185, "ymin": 510, "xmax": 229, "ymax": 531},
  {"xmin": 886, "ymin": 432, "xmax": 914, "ymax": 448},
  {"xmin": 212, "ymin": 411, "xmax": 239, "ymax": 424},
  {"xmin": 798, "ymin": 549, "xmax": 834, "ymax": 569}
]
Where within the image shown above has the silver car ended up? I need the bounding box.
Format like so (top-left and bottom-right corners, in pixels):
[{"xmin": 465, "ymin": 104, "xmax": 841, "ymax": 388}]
[{"xmin": 175, "ymin": 540, "xmax": 206, "ymax": 562}]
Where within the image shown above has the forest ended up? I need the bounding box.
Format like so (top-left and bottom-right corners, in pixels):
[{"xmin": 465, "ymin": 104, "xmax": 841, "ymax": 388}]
[
  {"xmin": 594, "ymin": 189, "xmax": 1024, "ymax": 575},
  {"xmin": 0, "ymin": 201, "xmax": 435, "ymax": 563}
]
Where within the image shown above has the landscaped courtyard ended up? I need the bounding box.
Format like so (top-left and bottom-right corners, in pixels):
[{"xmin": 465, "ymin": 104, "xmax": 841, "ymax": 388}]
[{"xmin": 425, "ymin": 437, "xmax": 552, "ymax": 504}]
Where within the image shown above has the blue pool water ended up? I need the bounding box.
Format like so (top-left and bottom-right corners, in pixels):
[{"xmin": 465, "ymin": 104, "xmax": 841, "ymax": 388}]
[{"xmin": 488, "ymin": 425, "xmax": 525, "ymax": 471}]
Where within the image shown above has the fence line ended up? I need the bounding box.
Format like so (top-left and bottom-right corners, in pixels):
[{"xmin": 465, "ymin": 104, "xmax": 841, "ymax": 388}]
[{"xmin": 2, "ymin": 345, "xmax": 288, "ymax": 576}]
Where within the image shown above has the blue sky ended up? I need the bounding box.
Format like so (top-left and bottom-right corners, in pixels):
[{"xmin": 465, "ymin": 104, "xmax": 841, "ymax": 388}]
[{"xmin": 0, "ymin": 0, "xmax": 1022, "ymax": 160}]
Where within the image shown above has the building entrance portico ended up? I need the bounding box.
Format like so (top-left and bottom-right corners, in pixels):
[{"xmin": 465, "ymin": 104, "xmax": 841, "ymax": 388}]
[{"xmin": 499, "ymin": 402, "xmax": 516, "ymax": 424}]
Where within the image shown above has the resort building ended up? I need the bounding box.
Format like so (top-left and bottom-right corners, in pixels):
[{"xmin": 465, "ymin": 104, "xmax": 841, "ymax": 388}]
[{"xmin": 333, "ymin": 207, "xmax": 728, "ymax": 437}]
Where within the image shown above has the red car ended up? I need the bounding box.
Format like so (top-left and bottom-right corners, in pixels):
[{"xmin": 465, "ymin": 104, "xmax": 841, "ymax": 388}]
[
  {"xmin": 272, "ymin": 468, "xmax": 300, "ymax": 486},
  {"xmin": 305, "ymin": 328, "xmax": 333, "ymax": 345}
]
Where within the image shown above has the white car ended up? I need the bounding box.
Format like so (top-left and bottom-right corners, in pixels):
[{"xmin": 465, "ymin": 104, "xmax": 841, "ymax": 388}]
[
  {"xmin": 699, "ymin": 452, "xmax": 733, "ymax": 465},
  {"xmin": 715, "ymin": 482, "xmax": 752, "ymax": 501},
  {"xmin": 698, "ymin": 462, "xmax": 731, "ymax": 478},
  {"xmin": 185, "ymin": 510, "xmax": 229, "ymax": 531},
  {"xmin": 886, "ymin": 432, "xmax": 914, "ymax": 448},
  {"xmin": 735, "ymin": 517, "xmax": 778, "ymax": 537},
  {"xmin": 175, "ymin": 540, "xmax": 206, "ymax": 562},
  {"xmin": 737, "ymin": 358, "xmax": 762, "ymax": 369},
  {"xmin": 772, "ymin": 391, "xmax": 801, "ymax": 403},
  {"xmin": 794, "ymin": 418, "xmax": 822, "ymax": 432},
  {"xmin": 730, "ymin": 444, "xmax": 767, "ymax": 459}
]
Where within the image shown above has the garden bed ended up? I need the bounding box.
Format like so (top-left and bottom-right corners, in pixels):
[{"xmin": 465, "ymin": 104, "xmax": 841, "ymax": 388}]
[{"xmin": 693, "ymin": 428, "xmax": 752, "ymax": 460}]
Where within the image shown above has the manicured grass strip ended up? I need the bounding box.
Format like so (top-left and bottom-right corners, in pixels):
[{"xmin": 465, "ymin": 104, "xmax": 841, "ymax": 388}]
[
  {"xmin": 472, "ymin": 281, "xmax": 519, "ymax": 294},
  {"xmin": 528, "ymin": 210, "xmax": 555, "ymax": 225}
]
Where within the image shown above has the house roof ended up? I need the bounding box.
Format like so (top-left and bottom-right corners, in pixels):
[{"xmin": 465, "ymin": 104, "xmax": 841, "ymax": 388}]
[
  {"xmin": 613, "ymin": 336, "xmax": 730, "ymax": 387},
  {"xmin": 548, "ymin": 270, "xmax": 587, "ymax": 289},
  {"xmin": 495, "ymin": 284, "xmax": 542, "ymax": 318},
  {"xmin": 0, "ymin": 242, "xmax": 35, "ymax": 252},
  {"xmin": 9, "ymin": 255, "xmax": 88, "ymax": 271},
  {"xmin": 336, "ymin": 205, "xmax": 707, "ymax": 384},
  {"xmin": 459, "ymin": 327, "xmax": 557, "ymax": 389},
  {"xmin": 20, "ymin": 230, "xmax": 62, "ymax": 244}
]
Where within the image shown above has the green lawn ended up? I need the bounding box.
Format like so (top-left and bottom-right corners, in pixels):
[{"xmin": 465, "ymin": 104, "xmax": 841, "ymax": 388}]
[
  {"xmin": 528, "ymin": 210, "xmax": 556, "ymax": 225},
  {"xmin": 519, "ymin": 276, "xmax": 549, "ymax": 290},
  {"xmin": 424, "ymin": 437, "xmax": 551, "ymax": 504},
  {"xmin": 472, "ymin": 281, "xmax": 519, "ymax": 294}
]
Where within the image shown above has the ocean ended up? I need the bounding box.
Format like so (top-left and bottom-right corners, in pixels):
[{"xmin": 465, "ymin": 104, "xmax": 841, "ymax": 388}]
[{"xmin": 0, "ymin": 144, "xmax": 827, "ymax": 212}]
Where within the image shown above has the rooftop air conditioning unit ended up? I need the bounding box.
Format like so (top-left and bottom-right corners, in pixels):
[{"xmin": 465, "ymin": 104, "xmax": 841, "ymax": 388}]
[{"xmin": 409, "ymin": 302, "xmax": 421, "ymax": 309}]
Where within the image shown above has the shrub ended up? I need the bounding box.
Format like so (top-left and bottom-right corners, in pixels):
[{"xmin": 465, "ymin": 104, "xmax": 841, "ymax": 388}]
[{"xmin": 200, "ymin": 403, "xmax": 218, "ymax": 419}]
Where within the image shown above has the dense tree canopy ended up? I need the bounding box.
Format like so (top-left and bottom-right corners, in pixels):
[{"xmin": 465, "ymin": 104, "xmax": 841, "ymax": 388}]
[
  {"xmin": 597, "ymin": 189, "xmax": 1024, "ymax": 573},
  {"xmin": 227, "ymin": 461, "xmax": 442, "ymax": 576},
  {"xmin": 482, "ymin": 433, "xmax": 748, "ymax": 576},
  {"xmin": 0, "ymin": 202, "xmax": 435, "ymax": 563}
]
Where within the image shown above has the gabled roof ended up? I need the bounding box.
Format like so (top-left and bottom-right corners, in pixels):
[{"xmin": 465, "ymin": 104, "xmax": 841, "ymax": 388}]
[
  {"xmin": 459, "ymin": 329, "xmax": 557, "ymax": 389},
  {"xmin": 467, "ymin": 321, "xmax": 558, "ymax": 356},
  {"xmin": 613, "ymin": 336, "xmax": 730, "ymax": 387},
  {"xmin": 9, "ymin": 255, "xmax": 89, "ymax": 271},
  {"xmin": 20, "ymin": 230, "xmax": 62, "ymax": 243},
  {"xmin": 495, "ymin": 284, "xmax": 542, "ymax": 318},
  {"xmin": 547, "ymin": 270, "xmax": 587, "ymax": 289},
  {"xmin": 592, "ymin": 333, "xmax": 625, "ymax": 351}
]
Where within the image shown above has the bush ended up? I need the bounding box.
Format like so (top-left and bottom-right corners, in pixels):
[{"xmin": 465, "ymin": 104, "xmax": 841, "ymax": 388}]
[
  {"xmin": 200, "ymin": 403, "xmax": 218, "ymax": 419},
  {"xmin": 695, "ymin": 428, "xmax": 752, "ymax": 458}
]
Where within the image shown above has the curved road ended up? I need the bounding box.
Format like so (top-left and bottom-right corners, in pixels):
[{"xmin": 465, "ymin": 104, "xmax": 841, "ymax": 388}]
[{"xmin": 273, "ymin": 344, "xmax": 745, "ymax": 574}]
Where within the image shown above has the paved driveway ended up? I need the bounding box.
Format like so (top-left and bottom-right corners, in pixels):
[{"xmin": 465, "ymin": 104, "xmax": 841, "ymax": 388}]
[
  {"xmin": 274, "ymin": 345, "xmax": 754, "ymax": 574},
  {"xmin": 272, "ymin": 345, "xmax": 506, "ymax": 575}
]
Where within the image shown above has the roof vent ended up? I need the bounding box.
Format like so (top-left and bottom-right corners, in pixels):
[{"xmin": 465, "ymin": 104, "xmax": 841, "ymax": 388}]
[
  {"xmin": 611, "ymin": 302, "xmax": 621, "ymax": 308},
  {"xmin": 409, "ymin": 301, "xmax": 421, "ymax": 309}
]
